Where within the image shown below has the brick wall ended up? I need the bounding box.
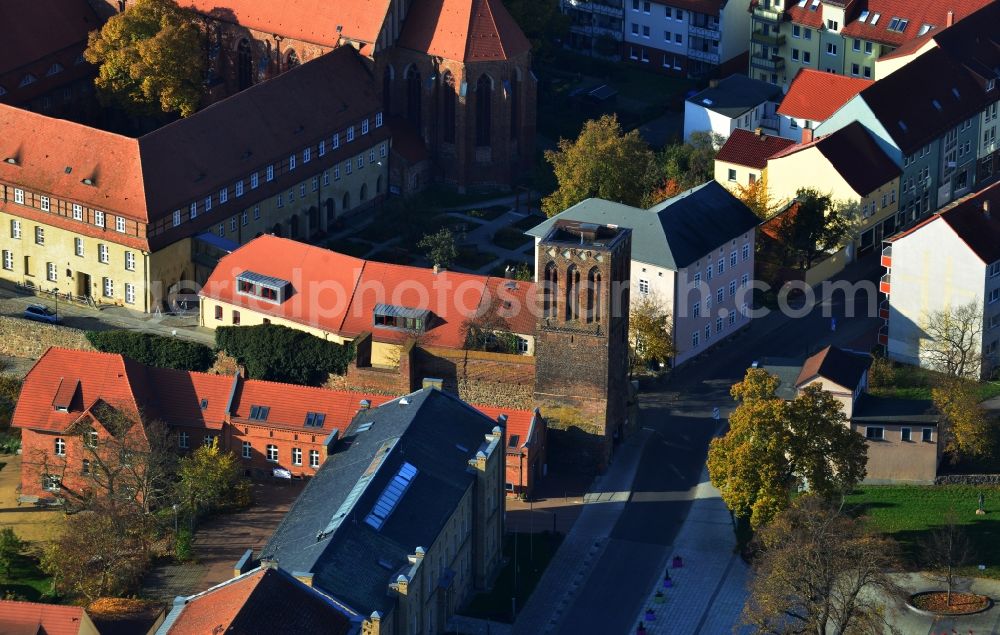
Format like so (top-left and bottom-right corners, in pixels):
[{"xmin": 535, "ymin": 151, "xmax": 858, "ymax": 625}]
[
  {"xmin": 416, "ymin": 346, "xmax": 536, "ymax": 410},
  {"xmin": 0, "ymin": 316, "xmax": 93, "ymax": 359}
]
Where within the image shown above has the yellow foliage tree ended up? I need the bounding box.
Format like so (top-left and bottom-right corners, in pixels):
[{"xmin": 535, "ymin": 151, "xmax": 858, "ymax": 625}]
[
  {"xmin": 85, "ymin": 0, "xmax": 205, "ymax": 117},
  {"xmin": 733, "ymin": 172, "xmax": 781, "ymax": 220}
]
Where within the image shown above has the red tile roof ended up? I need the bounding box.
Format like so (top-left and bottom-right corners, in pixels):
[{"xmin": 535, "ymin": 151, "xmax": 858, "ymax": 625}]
[
  {"xmin": 0, "ymin": 0, "xmax": 99, "ymax": 76},
  {"xmin": 476, "ymin": 405, "xmax": 540, "ymax": 450},
  {"xmin": 179, "ymin": 0, "xmax": 390, "ymax": 48},
  {"xmin": 398, "ymin": 0, "xmax": 531, "ymax": 62},
  {"xmin": 0, "ymin": 600, "xmax": 92, "ymax": 635},
  {"xmin": 0, "ymin": 46, "xmax": 381, "ymax": 249},
  {"xmin": 786, "ymin": 0, "xmax": 993, "ymax": 48},
  {"xmin": 165, "ymin": 567, "xmax": 355, "ymax": 635},
  {"xmin": 232, "ymin": 381, "xmax": 393, "ymax": 432},
  {"xmin": 201, "ymin": 235, "xmax": 537, "ymax": 349},
  {"xmin": 715, "ymin": 128, "xmax": 796, "ymax": 169},
  {"xmin": 777, "ymin": 69, "xmax": 872, "ymax": 121}
]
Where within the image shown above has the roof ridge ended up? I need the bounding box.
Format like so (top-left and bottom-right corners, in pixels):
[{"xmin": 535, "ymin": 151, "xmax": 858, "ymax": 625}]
[{"xmin": 477, "ymin": 0, "xmax": 505, "ymax": 59}]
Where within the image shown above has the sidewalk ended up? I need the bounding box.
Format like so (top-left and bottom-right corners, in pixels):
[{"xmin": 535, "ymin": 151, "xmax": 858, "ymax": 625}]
[
  {"xmin": 629, "ymin": 466, "xmax": 751, "ymax": 635},
  {"xmin": 512, "ymin": 429, "xmax": 652, "ymax": 634}
]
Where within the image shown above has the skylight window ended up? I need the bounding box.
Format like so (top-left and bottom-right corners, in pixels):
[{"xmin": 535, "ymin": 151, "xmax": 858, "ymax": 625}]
[
  {"xmin": 304, "ymin": 412, "xmax": 326, "ymax": 428},
  {"xmin": 952, "ymin": 87, "xmax": 961, "ymax": 99},
  {"xmin": 809, "ymin": 0, "xmax": 819, "ymax": 10},
  {"xmin": 249, "ymin": 405, "xmax": 270, "ymax": 421},
  {"xmin": 200, "ymin": 399, "xmax": 209, "ymax": 410},
  {"xmin": 932, "ymin": 99, "xmax": 942, "ymax": 111},
  {"xmin": 797, "ymin": 0, "xmax": 807, "ymax": 6},
  {"xmin": 364, "ymin": 462, "xmax": 418, "ymax": 531},
  {"xmin": 870, "ymin": 13, "xmax": 880, "ymax": 25},
  {"xmin": 918, "ymin": 24, "xmax": 932, "ymax": 36},
  {"xmin": 859, "ymin": 9, "xmax": 870, "ymax": 22},
  {"xmin": 898, "ymin": 120, "xmax": 908, "ymax": 132},
  {"xmin": 887, "ymin": 17, "xmax": 908, "ymax": 32}
]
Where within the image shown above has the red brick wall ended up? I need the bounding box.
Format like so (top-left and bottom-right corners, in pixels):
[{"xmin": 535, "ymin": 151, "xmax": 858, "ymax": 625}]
[
  {"xmin": 225, "ymin": 423, "xmax": 330, "ymax": 479},
  {"xmin": 504, "ymin": 418, "xmax": 547, "ymax": 499},
  {"xmin": 416, "ymin": 346, "xmax": 536, "ymax": 410}
]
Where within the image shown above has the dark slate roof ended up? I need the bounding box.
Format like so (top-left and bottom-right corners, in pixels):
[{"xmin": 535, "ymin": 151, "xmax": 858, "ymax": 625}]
[
  {"xmin": 939, "ymin": 183, "xmax": 1000, "ymax": 264},
  {"xmin": 755, "ymin": 357, "xmax": 804, "ymax": 402},
  {"xmin": 796, "ymin": 346, "xmax": 872, "ymax": 392},
  {"xmin": 687, "ymin": 74, "xmax": 783, "ymax": 118},
  {"xmin": 526, "ymin": 181, "xmax": 759, "ymax": 270},
  {"xmin": 852, "ymin": 395, "xmax": 939, "ymax": 424},
  {"xmin": 860, "ymin": 46, "xmax": 989, "ymax": 154},
  {"xmin": 814, "ymin": 122, "xmax": 901, "ymax": 196},
  {"xmin": 925, "ymin": 2, "xmax": 1000, "ymax": 80},
  {"xmin": 259, "ymin": 388, "xmax": 498, "ymax": 616}
]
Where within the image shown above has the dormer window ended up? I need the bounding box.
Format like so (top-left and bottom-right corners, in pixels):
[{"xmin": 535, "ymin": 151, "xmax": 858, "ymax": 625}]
[
  {"xmin": 236, "ymin": 271, "xmax": 290, "ymax": 304},
  {"xmin": 304, "ymin": 412, "xmax": 326, "ymax": 428},
  {"xmin": 373, "ymin": 304, "xmax": 430, "ymax": 332},
  {"xmin": 46, "ymin": 63, "xmax": 63, "ymax": 76},
  {"xmin": 347, "ymin": 126, "xmax": 355, "ymax": 142},
  {"xmin": 249, "ymin": 405, "xmax": 270, "ymax": 421},
  {"xmin": 19, "ymin": 74, "xmax": 36, "ymax": 88}
]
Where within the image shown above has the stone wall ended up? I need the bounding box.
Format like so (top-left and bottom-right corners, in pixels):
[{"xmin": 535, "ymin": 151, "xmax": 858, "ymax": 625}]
[
  {"xmin": 0, "ymin": 316, "xmax": 93, "ymax": 360},
  {"xmin": 416, "ymin": 346, "xmax": 536, "ymax": 410}
]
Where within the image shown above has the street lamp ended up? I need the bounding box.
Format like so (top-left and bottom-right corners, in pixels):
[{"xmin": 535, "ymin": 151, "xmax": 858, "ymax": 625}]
[
  {"xmin": 172, "ymin": 503, "xmax": 179, "ymax": 534},
  {"xmin": 53, "ymin": 287, "xmax": 59, "ymax": 318}
]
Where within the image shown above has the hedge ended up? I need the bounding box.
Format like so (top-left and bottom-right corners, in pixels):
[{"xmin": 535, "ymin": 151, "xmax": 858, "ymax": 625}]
[
  {"xmin": 85, "ymin": 330, "xmax": 215, "ymax": 372},
  {"xmin": 215, "ymin": 324, "xmax": 355, "ymax": 386}
]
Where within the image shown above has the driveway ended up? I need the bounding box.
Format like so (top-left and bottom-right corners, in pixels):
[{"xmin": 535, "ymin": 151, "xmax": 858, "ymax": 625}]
[{"xmin": 141, "ymin": 480, "xmax": 304, "ymax": 602}]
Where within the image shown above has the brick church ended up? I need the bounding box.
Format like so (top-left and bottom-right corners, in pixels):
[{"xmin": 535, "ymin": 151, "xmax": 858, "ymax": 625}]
[{"xmin": 92, "ymin": 0, "xmax": 537, "ymax": 192}]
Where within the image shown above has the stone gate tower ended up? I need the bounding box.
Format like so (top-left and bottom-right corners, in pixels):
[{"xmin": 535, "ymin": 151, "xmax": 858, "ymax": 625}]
[{"xmin": 533, "ymin": 220, "xmax": 632, "ymax": 471}]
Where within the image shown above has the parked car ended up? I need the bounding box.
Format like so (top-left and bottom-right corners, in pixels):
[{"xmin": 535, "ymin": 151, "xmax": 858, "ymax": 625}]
[{"xmin": 23, "ymin": 304, "xmax": 62, "ymax": 325}]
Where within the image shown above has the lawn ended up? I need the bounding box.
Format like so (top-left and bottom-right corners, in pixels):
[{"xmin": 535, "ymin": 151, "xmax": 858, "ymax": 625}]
[
  {"xmin": 0, "ymin": 552, "xmax": 55, "ymax": 602},
  {"xmin": 870, "ymin": 362, "xmax": 1000, "ymax": 402},
  {"xmin": 461, "ymin": 532, "xmax": 564, "ymax": 623},
  {"xmin": 845, "ymin": 485, "xmax": 1000, "ymax": 578},
  {"xmin": 491, "ymin": 227, "xmax": 533, "ymax": 251}
]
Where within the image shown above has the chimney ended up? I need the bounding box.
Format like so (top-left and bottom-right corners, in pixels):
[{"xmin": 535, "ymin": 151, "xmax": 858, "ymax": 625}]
[
  {"xmin": 497, "ymin": 413, "xmax": 508, "ymax": 427},
  {"xmin": 359, "ymin": 399, "xmax": 371, "ymax": 410},
  {"xmin": 709, "ymin": 78, "xmax": 719, "ymax": 88},
  {"xmin": 754, "ymin": 127, "xmax": 763, "ymax": 136},
  {"xmin": 984, "ymin": 199, "xmax": 992, "ymax": 218},
  {"xmin": 946, "ymin": 10, "xmax": 954, "ymax": 26},
  {"xmin": 433, "ymin": 264, "xmax": 442, "ymax": 274},
  {"xmin": 801, "ymin": 128, "xmax": 814, "ymax": 144},
  {"xmin": 504, "ymin": 265, "xmax": 514, "ymax": 279}
]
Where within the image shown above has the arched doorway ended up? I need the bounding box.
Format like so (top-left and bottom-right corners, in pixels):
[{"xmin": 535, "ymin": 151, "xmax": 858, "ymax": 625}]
[
  {"xmin": 325, "ymin": 198, "xmax": 336, "ymax": 224},
  {"xmin": 405, "ymin": 66, "xmax": 422, "ymax": 129},
  {"xmin": 442, "ymin": 71, "xmax": 456, "ymax": 143},
  {"xmin": 376, "ymin": 175, "xmax": 383, "ymax": 194},
  {"xmin": 237, "ymin": 39, "xmax": 253, "ymax": 90},
  {"xmin": 271, "ymin": 223, "xmax": 282, "ymax": 237},
  {"xmin": 360, "ymin": 183, "xmax": 368, "ymax": 202},
  {"xmin": 285, "ymin": 49, "xmax": 300, "ymax": 71},
  {"xmin": 476, "ymin": 74, "xmax": 492, "ymax": 147},
  {"xmin": 342, "ymin": 192, "xmax": 351, "ymax": 211},
  {"xmin": 289, "ymin": 215, "xmax": 300, "ymax": 238},
  {"xmin": 308, "ymin": 206, "xmax": 319, "ymax": 233}
]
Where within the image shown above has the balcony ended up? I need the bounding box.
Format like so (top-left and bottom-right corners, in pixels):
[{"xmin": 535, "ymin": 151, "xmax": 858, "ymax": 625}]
[
  {"xmin": 750, "ymin": 54, "xmax": 785, "ymax": 72},
  {"xmin": 688, "ymin": 48, "xmax": 721, "ymax": 64},
  {"xmin": 564, "ymin": 0, "xmax": 624, "ymax": 18},
  {"xmin": 689, "ymin": 24, "xmax": 721, "ymax": 40},
  {"xmin": 759, "ymin": 115, "xmax": 780, "ymax": 133},
  {"xmin": 751, "ymin": 31, "xmax": 786, "ymax": 46},
  {"xmin": 880, "ymin": 244, "xmax": 892, "ymax": 268},
  {"xmin": 752, "ymin": 6, "xmax": 783, "ymax": 23},
  {"xmin": 879, "ymin": 273, "xmax": 891, "ymax": 295},
  {"xmin": 879, "ymin": 299, "xmax": 890, "ymax": 320}
]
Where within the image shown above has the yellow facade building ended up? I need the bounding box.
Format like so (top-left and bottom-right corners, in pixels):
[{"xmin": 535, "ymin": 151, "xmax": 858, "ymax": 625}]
[
  {"xmin": 0, "ymin": 46, "xmax": 387, "ymax": 312},
  {"xmin": 765, "ymin": 121, "xmax": 901, "ymax": 254}
]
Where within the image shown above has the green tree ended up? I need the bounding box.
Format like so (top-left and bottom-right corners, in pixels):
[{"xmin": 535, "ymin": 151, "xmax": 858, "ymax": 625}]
[
  {"xmin": 84, "ymin": 0, "xmax": 205, "ymax": 117},
  {"xmin": 933, "ymin": 376, "xmax": 991, "ymax": 458},
  {"xmin": 655, "ymin": 131, "xmax": 723, "ymax": 192},
  {"xmin": 708, "ymin": 369, "xmax": 868, "ymax": 529},
  {"xmin": 176, "ymin": 438, "xmax": 245, "ymax": 518},
  {"xmin": 629, "ymin": 294, "xmax": 675, "ymax": 370},
  {"xmin": 743, "ymin": 495, "xmax": 903, "ymax": 634},
  {"xmin": 418, "ymin": 228, "xmax": 458, "ymax": 269},
  {"xmin": 215, "ymin": 324, "xmax": 355, "ymax": 385},
  {"xmin": 0, "ymin": 527, "xmax": 25, "ymax": 578},
  {"xmin": 86, "ymin": 330, "xmax": 215, "ymax": 372},
  {"xmin": 542, "ymin": 114, "xmax": 657, "ymax": 216},
  {"xmin": 773, "ymin": 188, "xmax": 851, "ymax": 268},
  {"xmin": 501, "ymin": 0, "xmax": 568, "ymax": 61}
]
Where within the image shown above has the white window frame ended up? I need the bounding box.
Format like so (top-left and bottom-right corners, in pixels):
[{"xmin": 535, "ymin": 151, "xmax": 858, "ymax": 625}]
[
  {"xmin": 46, "ymin": 262, "xmax": 57, "ymax": 282},
  {"xmin": 74, "ymin": 238, "xmax": 84, "ymax": 257},
  {"xmin": 116, "ymin": 216, "xmax": 126, "ymax": 233},
  {"xmin": 173, "ymin": 210, "xmax": 181, "ymax": 227},
  {"xmin": 102, "ymin": 277, "xmax": 114, "ymax": 298},
  {"xmin": 251, "ymin": 172, "xmax": 259, "ymax": 189},
  {"xmin": 179, "ymin": 431, "xmax": 189, "ymax": 448},
  {"xmin": 266, "ymin": 165, "xmax": 274, "ymax": 182},
  {"xmin": 242, "ymin": 441, "xmax": 252, "ymax": 459},
  {"xmin": 375, "ymin": 112, "xmax": 383, "ymax": 128},
  {"xmin": 318, "ymin": 140, "xmax": 326, "ymax": 156},
  {"xmin": 235, "ymin": 180, "xmax": 244, "ymax": 197},
  {"xmin": 94, "ymin": 210, "xmax": 105, "ymax": 228},
  {"xmin": 310, "ymin": 449, "xmax": 320, "ymax": 468},
  {"xmin": 40, "ymin": 196, "xmax": 50, "ymax": 212},
  {"xmin": 219, "ymin": 188, "xmax": 228, "ymax": 204},
  {"xmin": 72, "ymin": 204, "xmax": 83, "ymax": 221},
  {"xmin": 125, "ymin": 282, "xmax": 135, "ymax": 305},
  {"xmin": 98, "ymin": 243, "xmax": 109, "ymax": 264},
  {"xmin": 2, "ymin": 250, "xmax": 12, "ymax": 271},
  {"xmin": 303, "ymin": 147, "xmax": 311, "ymax": 163},
  {"xmin": 10, "ymin": 220, "xmax": 20, "ymax": 239},
  {"xmin": 13, "ymin": 189, "xmax": 24, "ymax": 205},
  {"xmin": 35, "ymin": 226, "xmax": 44, "ymax": 245},
  {"xmin": 125, "ymin": 251, "xmax": 135, "ymax": 271},
  {"xmin": 292, "ymin": 447, "xmax": 302, "ymax": 466},
  {"xmin": 362, "ymin": 119, "xmax": 369, "ymax": 135},
  {"xmin": 347, "ymin": 126, "xmax": 355, "ymax": 142},
  {"xmin": 190, "ymin": 202, "xmax": 198, "ymax": 219},
  {"xmin": 266, "ymin": 444, "xmax": 278, "ymax": 462}
]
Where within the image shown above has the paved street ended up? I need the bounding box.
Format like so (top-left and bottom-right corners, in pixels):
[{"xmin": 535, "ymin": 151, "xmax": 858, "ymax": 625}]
[{"xmin": 516, "ymin": 255, "xmax": 884, "ymax": 634}]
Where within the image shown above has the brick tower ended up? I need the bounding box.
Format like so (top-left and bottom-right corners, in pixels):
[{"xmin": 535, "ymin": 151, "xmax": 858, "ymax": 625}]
[{"xmin": 533, "ymin": 220, "xmax": 632, "ymax": 471}]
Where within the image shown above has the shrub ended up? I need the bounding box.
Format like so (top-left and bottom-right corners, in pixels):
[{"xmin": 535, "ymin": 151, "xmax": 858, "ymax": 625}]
[
  {"xmin": 215, "ymin": 324, "xmax": 355, "ymax": 386},
  {"xmin": 174, "ymin": 528, "xmax": 194, "ymax": 562},
  {"xmin": 86, "ymin": 330, "xmax": 214, "ymax": 372}
]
